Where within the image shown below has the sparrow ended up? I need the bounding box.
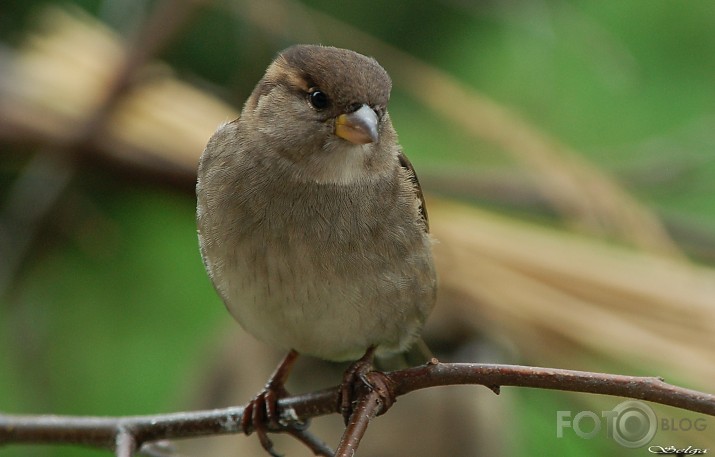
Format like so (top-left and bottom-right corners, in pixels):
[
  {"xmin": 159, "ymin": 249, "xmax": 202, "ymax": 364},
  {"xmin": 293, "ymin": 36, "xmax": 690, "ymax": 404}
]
[{"xmin": 196, "ymin": 44, "xmax": 437, "ymax": 454}]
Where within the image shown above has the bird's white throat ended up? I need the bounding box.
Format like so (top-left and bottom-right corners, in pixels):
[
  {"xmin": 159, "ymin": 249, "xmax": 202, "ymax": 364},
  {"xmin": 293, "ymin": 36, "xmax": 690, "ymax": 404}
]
[{"xmin": 300, "ymin": 142, "xmax": 378, "ymax": 185}]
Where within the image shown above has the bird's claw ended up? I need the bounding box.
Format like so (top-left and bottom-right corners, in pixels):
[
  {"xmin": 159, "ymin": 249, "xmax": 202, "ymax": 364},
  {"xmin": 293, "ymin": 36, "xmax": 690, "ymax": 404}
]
[
  {"xmin": 239, "ymin": 350, "xmax": 300, "ymax": 457},
  {"xmin": 340, "ymin": 365, "xmax": 395, "ymax": 425},
  {"xmin": 240, "ymin": 383, "xmax": 289, "ymax": 457},
  {"xmin": 340, "ymin": 354, "xmax": 373, "ymax": 424},
  {"xmin": 339, "ymin": 347, "xmax": 396, "ymax": 424}
]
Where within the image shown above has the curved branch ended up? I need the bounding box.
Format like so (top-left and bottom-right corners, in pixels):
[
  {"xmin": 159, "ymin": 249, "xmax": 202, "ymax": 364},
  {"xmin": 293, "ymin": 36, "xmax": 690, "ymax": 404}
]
[
  {"xmin": 389, "ymin": 362, "xmax": 715, "ymax": 415},
  {"xmin": 1, "ymin": 362, "xmax": 713, "ymax": 453}
]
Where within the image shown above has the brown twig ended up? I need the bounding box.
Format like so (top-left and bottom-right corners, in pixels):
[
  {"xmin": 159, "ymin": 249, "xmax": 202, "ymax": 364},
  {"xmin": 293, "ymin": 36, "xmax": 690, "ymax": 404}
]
[
  {"xmin": 1, "ymin": 362, "xmax": 713, "ymax": 456},
  {"xmin": 389, "ymin": 363, "xmax": 715, "ymax": 415},
  {"xmin": 334, "ymin": 371, "xmax": 395, "ymax": 457},
  {"xmin": 285, "ymin": 428, "xmax": 334, "ymax": 457},
  {"xmin": 334, "ymin": 389, "xmax": 383, "ymax": 457}
]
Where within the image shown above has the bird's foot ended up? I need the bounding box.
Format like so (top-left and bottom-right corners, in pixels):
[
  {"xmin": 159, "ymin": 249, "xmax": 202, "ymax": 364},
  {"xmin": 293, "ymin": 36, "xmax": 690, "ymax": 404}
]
[
  {"xmin": 339, "ymin": 347, "xmax": 395, "ymax": 424},
  {"xmin": 241, "ymin": 384, "xmax": 288, "ymax": 457},
  {"xmin": 241, "ymin": 350, "xmax": 299, "ymax": 457}
]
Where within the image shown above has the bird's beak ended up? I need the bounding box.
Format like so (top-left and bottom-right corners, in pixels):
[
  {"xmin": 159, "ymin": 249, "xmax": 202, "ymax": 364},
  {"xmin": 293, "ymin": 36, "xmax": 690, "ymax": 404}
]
[{"xmin": 335, "ymin": 104, "xmax": 379, "ymax": 145}]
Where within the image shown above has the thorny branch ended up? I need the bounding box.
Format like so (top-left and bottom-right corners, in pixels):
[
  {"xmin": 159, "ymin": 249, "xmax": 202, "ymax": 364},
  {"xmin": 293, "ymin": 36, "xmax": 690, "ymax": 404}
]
[{"xmin": 1, "ymin": 362, "xmax": 713, "ymax": 456}]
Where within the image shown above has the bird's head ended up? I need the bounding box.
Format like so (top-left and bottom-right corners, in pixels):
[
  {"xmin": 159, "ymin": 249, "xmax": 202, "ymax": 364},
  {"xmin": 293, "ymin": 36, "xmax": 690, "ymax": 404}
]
[{"xmin": 241, "ymin": 45, "xmax": 398, "ymax": 185}]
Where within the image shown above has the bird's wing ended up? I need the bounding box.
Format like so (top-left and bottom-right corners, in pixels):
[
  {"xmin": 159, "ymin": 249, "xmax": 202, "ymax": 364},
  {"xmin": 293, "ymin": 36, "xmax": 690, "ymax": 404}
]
[{"xmin": 397, "ymin": 150, "xmax": 429, "ymax": 232}]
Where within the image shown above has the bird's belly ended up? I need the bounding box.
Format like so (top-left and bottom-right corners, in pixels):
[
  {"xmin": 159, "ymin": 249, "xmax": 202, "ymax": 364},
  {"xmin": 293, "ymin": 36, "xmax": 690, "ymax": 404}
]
[{"xmin": 220, "ymin": 235, "xmax": 433, "ymax": 361}]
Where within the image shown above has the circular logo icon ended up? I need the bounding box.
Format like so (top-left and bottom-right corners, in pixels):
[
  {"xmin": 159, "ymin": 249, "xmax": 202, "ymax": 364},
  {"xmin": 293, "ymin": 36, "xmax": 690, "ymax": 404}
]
[{"xmin": 611, "ymin": 401, "xmax": 657, "ymax": 448}]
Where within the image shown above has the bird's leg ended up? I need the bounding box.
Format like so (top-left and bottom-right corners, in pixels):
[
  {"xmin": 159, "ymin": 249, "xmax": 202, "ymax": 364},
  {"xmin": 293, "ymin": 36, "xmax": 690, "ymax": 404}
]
[
  {"xmin": 340, "ymin": 347, "xmax": 397, "ymax": 424},
  {"xmin": 241, "ymin": 349, "xmax": 299, "ymax": 457},
  {"xmin": 340, "ymin": 346, "xmax": 377, "ymax": 423}
]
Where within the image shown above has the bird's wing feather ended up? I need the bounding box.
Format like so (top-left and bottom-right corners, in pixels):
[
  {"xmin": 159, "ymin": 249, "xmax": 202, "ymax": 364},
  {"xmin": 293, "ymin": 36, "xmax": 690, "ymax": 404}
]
[{"xmin": 397, "ymin": 150, "xmax": 429, "ymax": 232}]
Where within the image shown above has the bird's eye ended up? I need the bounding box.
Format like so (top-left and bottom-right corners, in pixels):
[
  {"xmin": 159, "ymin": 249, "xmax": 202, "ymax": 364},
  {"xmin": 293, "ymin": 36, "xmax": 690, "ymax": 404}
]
[{"xmin": 308, "ymin": 89, "xmax": 329, "ymax": 110}]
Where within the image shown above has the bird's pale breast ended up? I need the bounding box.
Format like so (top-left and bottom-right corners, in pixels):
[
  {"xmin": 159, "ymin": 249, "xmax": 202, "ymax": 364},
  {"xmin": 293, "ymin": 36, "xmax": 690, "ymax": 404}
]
[{"xmin": 197, "ymin": 127, "xmax": 436, "ymax": 361}]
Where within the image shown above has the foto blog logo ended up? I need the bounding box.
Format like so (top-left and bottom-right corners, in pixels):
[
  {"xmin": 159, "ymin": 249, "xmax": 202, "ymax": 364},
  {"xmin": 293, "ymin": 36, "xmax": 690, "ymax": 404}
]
[{"xmin": 556, "ymin": 400, "xmax": 657, "ymax": 448}]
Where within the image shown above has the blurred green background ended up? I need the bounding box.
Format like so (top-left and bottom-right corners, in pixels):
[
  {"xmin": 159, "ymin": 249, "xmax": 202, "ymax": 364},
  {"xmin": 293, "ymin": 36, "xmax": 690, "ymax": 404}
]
[{"xmin": 1, "ymin": 0, "xmax": 714, "ymax": 456}]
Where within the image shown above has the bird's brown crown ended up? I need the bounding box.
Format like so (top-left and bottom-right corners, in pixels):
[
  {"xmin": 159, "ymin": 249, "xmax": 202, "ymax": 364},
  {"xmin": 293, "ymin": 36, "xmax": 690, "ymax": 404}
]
[{"xmin": 257, "ymin": 45, "xmax": 392, "ymax": 116}]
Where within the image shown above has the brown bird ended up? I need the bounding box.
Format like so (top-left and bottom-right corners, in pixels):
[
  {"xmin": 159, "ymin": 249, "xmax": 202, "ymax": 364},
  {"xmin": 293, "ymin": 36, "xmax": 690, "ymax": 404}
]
[{"xmin": 196, "ymin": 44, "xmax": 437, "ymax": 454}]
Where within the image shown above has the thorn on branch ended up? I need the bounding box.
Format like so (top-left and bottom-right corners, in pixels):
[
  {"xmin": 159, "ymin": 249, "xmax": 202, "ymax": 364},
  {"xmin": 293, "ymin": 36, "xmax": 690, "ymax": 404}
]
[{"xmin": 487, "ymin": 385, "xmax": 501, "ymax": 395}]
